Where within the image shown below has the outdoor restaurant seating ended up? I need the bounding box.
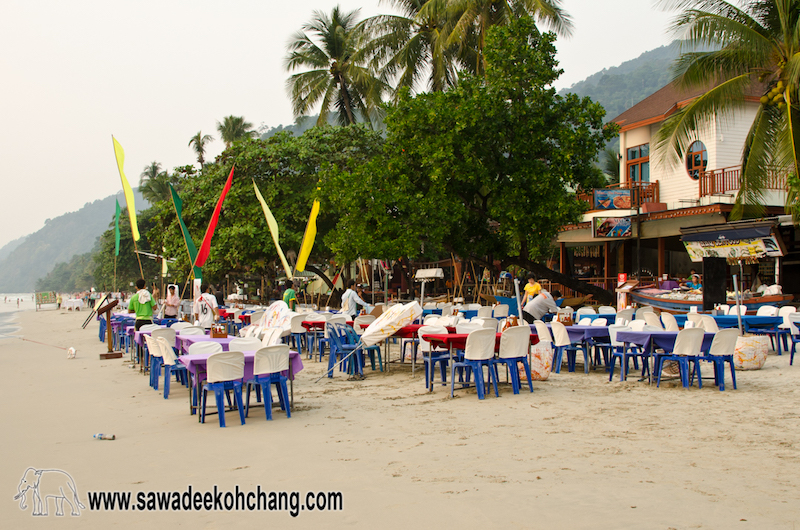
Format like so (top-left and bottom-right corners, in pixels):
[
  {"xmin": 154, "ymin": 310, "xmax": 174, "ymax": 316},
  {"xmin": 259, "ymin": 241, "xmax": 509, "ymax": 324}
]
[
  {"xmin": 143, "ymin": 334, "xmax": 164, "ymax": 389},
  {"xmin": 418, "ymin": 324, "xmax": 450, "ymax": 389},
  {"xmin": 288, "ymin": 313, "xmax": 308, "ymax": 353},
  {"xmin": 491, "ymin": 326, "xmax": 533, "ymax": 394},
  {"xmin": 318, "ymin": 314, "xmax": 348, "ymax": 360},
  {"xmin": 187, "ymin": 341, "xmax": 223, "ymax": 355},
  {"xmin": 450, "ymin": 328, "xmax": 498, "ymax": 399},
  {"xmin": 635, "ymin": 306, "xmax": 655, "ymax": 320},
  {"xmin": 493, "ymin": 304, "xmax": 510, "ymax": 318},
  {"xmin": 326, "ymin": 323, "xmax": 362, "ymax": 377},
  {"xmin": 245, "ymin": 345, "xmax": 292, "ymax": 421},
  {"xmin": 700, "ymin": 315, "xmax": 720, "ymax": 332},
  {"xmin": 605, "ymin": 325, "xmax": 636, "ymax": 381},
  {"xmin": 616, "ymin": 308, "xmax": 634, "ymax": 324},
  {"xmin": 643, "ymin": 312, "xmax": 664, "ymax": 330},
  {"xmin": 788, "ymin": 313, "xmax": 800, "ymax": 365},
  {"xmin": 171, "ymin": 321, "xmax": 192, "ymax": 330},
  {"xmin": 695, "ymin": 328, "xmax": 739, "ymax": 391},
  {"xmin": 260, "ymin": 327, "xmax": 285, "ymax": 346},
  {"xmin": 229, "ymin": 337, "xmax": 262, "ymax": 351},
  {"xmin": 655, "ymin": 327, "xmax": 705, "ymax": 388},
  {"xmin": 551, "ymin": 321, "xmax": 587, "ymax": 373},
  {"xmin": 342, "ymin": 325, "xmax": 382, "ymax": 371},
  {"xmin": 661, "ymin": 312, "xmax": 680, "ymax": 332},
  {"xmin": 576, "ymin": 307, "xmax": 596, "ymax": 318},
  {"xmin": 156, "ymin": 336, "xmax": 188, "ymax": 399},
  {"xmin": 201, "ymin": 351, "xmax": 246, "ymax": 428},
  {"xmin": 598, "ymin": 306, "xmax": 616, "ymax": 315},
  {"xmin": 178, "ymin": 326, "xmax": 205, "ymax": 335},
  {"xmin": 686, "ymin": 313, "xmax": 703, "ymax": 328},
  {"xmin": 590, "ymin": 318, "xmax": 607, "ymax": 327},
  {"xmin": 303, "ymin": 313, "xmax": 326, "ymax": 356}
]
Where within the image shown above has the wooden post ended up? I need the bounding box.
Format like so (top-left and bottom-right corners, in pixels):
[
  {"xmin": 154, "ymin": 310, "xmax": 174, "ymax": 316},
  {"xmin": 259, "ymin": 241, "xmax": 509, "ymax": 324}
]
[
  {"xmin": 658, "ymin": 237, "xmax": 666, "ymax": 280},
  {"xmin": 604, "ymin": 241, "xmax": 610, "ymax": 292}
]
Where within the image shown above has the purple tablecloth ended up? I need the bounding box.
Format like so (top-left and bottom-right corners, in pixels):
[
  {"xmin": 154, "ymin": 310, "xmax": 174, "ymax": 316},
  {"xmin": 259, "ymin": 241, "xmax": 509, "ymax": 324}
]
[
  {"xmin": 178, "ymin": 350, "xmax": 304, "ymax": 384},
  {"xmin": 544, "ymin": 323, "xmax": 610, "ymax": 343},
  {"xmin": 616, "ymin": 330, "xmax": 716, "ymax": 353}
]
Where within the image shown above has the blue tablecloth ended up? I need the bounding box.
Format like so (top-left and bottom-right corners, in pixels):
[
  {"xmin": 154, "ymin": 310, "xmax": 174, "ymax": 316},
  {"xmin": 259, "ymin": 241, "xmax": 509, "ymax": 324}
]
[{"xmin": 673, "ymin": 314, "xmax": 781, "ymax": 332}]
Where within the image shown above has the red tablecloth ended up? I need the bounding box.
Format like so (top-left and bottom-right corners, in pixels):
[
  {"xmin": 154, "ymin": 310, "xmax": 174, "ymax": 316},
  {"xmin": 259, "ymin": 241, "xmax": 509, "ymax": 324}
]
[{"xmin": 423, "ymin": 332, "xmax": 538, "ymax": 352}]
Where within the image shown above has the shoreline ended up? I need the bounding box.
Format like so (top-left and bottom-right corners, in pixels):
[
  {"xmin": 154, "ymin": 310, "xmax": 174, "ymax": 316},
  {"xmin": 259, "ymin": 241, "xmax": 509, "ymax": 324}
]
[{"xmin": 1, "ymin": 309, "xmax": 799, "ymax": 527}]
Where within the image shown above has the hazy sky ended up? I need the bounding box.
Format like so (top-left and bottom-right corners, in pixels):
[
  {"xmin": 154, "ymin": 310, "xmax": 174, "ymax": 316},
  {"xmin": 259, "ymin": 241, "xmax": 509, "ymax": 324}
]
[{"xmin": 0, "ymin": 0, "xmax": 675, "ymax": 250}]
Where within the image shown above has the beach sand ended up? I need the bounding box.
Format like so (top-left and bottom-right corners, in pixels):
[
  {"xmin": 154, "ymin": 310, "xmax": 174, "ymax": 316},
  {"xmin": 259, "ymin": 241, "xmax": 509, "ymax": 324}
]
[{"xmin": 2, "ymin": 308, "xmax": 799, "ymax": 528}]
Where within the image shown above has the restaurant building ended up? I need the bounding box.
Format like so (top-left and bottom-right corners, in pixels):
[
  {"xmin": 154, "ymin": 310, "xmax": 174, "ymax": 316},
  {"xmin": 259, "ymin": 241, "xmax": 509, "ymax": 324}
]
[{"xmin": 556, "ymin": 81, "xmax": 799, "ymax": 296}]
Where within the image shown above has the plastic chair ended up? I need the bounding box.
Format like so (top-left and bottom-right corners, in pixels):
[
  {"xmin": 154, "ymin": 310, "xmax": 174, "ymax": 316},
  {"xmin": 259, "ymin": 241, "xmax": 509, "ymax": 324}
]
[
  {"xmin": 616, "ymin": 308, "xmax": 634, "ymax": 324},
  {"xmin": 288, "ymin": 314, "xmax": 308, "ymax": 354},
  {"xmin": 201, "ymin": 351, "xmax": 246, "ymax": 427},
  {"xmin": 578, "ymin": 317, "xmax": 592, "ymax": 326},
  {"xmin": 156, "ymin": 336, "xmax": 188, "ymax": 399},
  {"xmin": 686, "ymin": 313, "xmax": 703, "ymax": 328},
  {"xmin": 342, "ymin": 325, "xmax": 382, "ymax": 371},
  {"xmin": 178, "ymin": 326, "xmax": 205, "ymax": 335},
  {"xmin": 475, "ymin": 317, "xmax": 499, "ymax": 331},
  {"xmin": 423, "ymin": 314, "xmax": 440, "ymax": 325},
  {"xmin": 418, "ymin": 324, "xmax": 449, "ymax": 388},
  {"xmin": 643, "ymin": 312, "xmax": 664, "ymax": 330},
  {"xmin": 450, "ymin": 328, "xmax": 498, "ymax": 399},
  {"xmin": 788, "ymin": 313, "xmax": 800, "ymax": 365},
  {"xmin": 303, "ymin": 313, "xmax": 326, "ymax": 356},
  {"xmin": 576, "ymin": 307, "xmax": 596, "ymax": 318},
  {"xmin": 353, "ymin": 314, "xmax": 376, "ymax": 336},
  {"xmin": 598, "ymin": 306, "xmax": 617, "ymax": 315},
  {"xmin": 261, "ymin": 327, "xmax": 286, "ymax": 347},
  {"xmin": 477, "ymin": 306, "xmax": 493, "ymax": 318},
  {"xmin": 695, "ymin": 328, "xmax": 739, "ymax": 391},
  {"xmin": 635, "ymin": 306, "xmax": 655, "ymax": 320},
  {"xmin": 229, "ymin": 337, "xmax": 263, "ymax": 351},
  {"xmin": 187, "ymin": 341, "xmax": 224, "ymax": 355},
  {"xmin": 456, "ymin": 321, "xmax": 482, "ymax": 334},
  {"xmin": 629, "ymin": 319, "xmax": 647, "ymax": 331},
  {"xmin": 729, "ymin": 305, "xmax": 747, "ymax": 316},
  {"xmin": 533, "ymin": 321, "xmax": 552, "ymax": 343},
  {"xmin": 493, "ymin": 304, "xmax": 510, "ymax": 318},
  {"xmin": 661, "ymin": 312, "xmax": 680, "ymax": 332},
  {"xmin": 325, "ymin": 323, "xmax": 362, "ymax": 377},
  {"xmin": 756, "ymin": 305, "xmax": 778, "ymax": 316},
  {"xmin": 492, "ymin": 326, "xmax": 533, "ymax": 394},
  {"xmin": 143, "ymin": 334, "xmax": 164, "ymax": 389},
  {"xmin": 700, "ymin": 315, "xmax": 720, "ymax": 333},
  {"xmin": 245, "ymin": 345, "xmax": 291, "ymax": 420},
  {"xmin": 605, "ymin": 325, "xmax": 639, "ymax": 381},
  {"xmin": 249, "ymin": 311, "xmax": 265, "ymax": 326},
  {"xmin": 655, "ymin": 328, "xmax": 704, "ymax": 388},
  {"xmin": 590, "ymin": 318, "xmax": 607, "ymax": 327},
  {"xmin": 774, "ymin": 306, "xmax": 797, "ymax": 353},
  {"xmin": 171, "ymin": 321, "xmax": 193, "ymax": 330},
  {"xmin": 551, "ymin": 321, "xmax": 588, "ymax": 373}
]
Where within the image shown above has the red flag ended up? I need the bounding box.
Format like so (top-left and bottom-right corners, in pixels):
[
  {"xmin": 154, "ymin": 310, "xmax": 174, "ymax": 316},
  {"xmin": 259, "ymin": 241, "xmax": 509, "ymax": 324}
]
[{"xmin": 194, "ymin": 166, "xmax": 235, "ymax": 268}]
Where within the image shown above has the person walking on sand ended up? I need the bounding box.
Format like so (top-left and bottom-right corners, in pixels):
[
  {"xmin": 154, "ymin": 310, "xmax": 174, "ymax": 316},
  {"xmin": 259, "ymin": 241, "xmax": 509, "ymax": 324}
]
[
  {"xmin": 128, "ymin": 279, "xmax": 159, "ymax": 331},
  {"xmin": 163, "ymin": 285, "xmax": 180, "ymax": 320},
  {"xmin": 282, "ymin": 280, "xmax": 297, "ymax": 311}
]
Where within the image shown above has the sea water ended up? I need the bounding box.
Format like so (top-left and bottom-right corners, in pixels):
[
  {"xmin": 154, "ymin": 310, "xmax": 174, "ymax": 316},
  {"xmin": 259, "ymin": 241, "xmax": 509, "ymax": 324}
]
[{"xmin": 0, "ymin": 293, "xmax": 36, "ymax": 338}]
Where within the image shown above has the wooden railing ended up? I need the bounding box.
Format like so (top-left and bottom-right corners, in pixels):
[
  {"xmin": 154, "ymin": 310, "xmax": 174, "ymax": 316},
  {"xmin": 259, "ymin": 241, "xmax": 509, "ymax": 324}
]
[
  {"xmin": 699, "ymin": 166, "xmax": 787, "ymax": 197},
  {"xmin": 577, "ymin": 181, "xmax": 660, "ymax": 210}
]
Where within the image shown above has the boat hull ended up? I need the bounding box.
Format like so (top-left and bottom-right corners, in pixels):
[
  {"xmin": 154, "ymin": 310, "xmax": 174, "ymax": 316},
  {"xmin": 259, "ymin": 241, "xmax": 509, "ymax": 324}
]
[{"xmin": 629, "ymin": 291, "xmax": 793, "ymax": 314}]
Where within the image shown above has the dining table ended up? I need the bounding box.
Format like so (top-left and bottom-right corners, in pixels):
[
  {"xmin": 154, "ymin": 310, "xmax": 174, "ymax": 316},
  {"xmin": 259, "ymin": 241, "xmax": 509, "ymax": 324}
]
[
  {"xmin": 178, "ymin": 350, "xmax": 304, "ymax": 420},
  {"xmin": 177, "ymin": 334, "xmax": 238, "ymax": 355},
  {"xmin": 421, "ymin": 331, "xmax": 539, "ymax": 394},
  {"xmin": 615, "ymin": 330, "xmax": 716, "ymax": 384},
  {"xmin": 672, "ymin": 314, "xmax": 782, "ymax": 332}
]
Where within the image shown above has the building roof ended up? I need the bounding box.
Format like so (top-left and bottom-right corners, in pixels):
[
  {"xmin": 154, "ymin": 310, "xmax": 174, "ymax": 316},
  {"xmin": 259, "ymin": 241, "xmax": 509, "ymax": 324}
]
[{"xmin": 611, "ymin": 80, "xmax": 765, "ymax": 132}]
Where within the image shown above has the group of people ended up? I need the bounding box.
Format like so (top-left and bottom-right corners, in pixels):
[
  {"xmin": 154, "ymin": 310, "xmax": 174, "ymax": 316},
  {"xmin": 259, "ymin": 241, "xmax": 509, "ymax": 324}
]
[{"xmin": 128, "ymin": 280, "xmax": 220, "ymax": 331}]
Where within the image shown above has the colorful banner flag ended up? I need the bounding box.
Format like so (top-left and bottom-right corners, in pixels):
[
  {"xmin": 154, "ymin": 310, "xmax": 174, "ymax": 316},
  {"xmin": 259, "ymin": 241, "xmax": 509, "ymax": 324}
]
[
  {"xmin": 114, "ymin": 199, "xmax": 121, "ymax": 256},
  {"xmin": 169, "ymin": 183, "xmax": 202, "ymax": 280},
  {"xmin": 294, "ymin": 199, "xmax": 320, "ymax": 273},
  {"xmin": 253, "ymin": 180, "xmax": 293, "ymax": 279},
  {"xmin": 111, "ymin": 136, "xmax": 140, "ymax": 241},
  {"xmin": 194, "ymin": 166, "xmax": 235, "ymax": 268}
]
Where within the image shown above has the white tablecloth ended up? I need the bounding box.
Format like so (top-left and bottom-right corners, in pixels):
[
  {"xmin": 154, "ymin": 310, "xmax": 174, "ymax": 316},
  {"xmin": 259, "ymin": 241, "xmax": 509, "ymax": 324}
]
[{"xmin": 64, "ymin": 299, "xmax": 84, "ymax": 310}]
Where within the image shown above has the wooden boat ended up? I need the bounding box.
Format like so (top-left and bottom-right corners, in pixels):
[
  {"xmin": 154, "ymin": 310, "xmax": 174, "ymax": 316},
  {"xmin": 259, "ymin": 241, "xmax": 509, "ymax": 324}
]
[{"xmin": 630, "ymin": 288, "xmax": 793, "ymax": 314}]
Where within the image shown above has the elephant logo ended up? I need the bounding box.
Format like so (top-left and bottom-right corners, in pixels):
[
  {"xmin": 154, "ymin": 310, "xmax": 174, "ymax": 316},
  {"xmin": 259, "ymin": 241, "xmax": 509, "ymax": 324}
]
[{"xmin": 13, "ymin": 468, "xmax": 85, "ymax": 516}]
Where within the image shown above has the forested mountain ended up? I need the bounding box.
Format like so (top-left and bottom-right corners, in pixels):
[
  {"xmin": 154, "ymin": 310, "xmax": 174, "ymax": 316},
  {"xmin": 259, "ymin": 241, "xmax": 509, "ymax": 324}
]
[
  {"xmin": 0, "ymin": 190, "xmax": 147, "ymax": 292},
  {"xmin": 560, "ymin": 42, "xmax": 680, "ymax": 122}
]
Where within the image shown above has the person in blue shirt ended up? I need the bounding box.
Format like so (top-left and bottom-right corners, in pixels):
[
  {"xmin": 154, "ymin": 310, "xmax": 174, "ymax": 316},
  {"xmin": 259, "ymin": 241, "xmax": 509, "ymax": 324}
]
[{"xmin": 684, "ymin": 274, "xmax": 703, "ymax": 290}]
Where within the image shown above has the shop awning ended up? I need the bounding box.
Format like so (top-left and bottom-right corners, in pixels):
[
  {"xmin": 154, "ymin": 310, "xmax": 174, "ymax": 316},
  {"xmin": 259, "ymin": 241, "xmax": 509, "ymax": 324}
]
[{"xmin": 680, "ymin": 221, "xmax": 784, "ymax": 262}]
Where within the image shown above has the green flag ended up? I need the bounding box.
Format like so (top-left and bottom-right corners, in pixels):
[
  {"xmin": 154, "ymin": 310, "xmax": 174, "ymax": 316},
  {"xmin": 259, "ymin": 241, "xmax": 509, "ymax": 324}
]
[
  {"xmin": 114, "ymin": 199, "xmax": 121, "ymax": 256},
  {"xmin": 169, "ymin": 183, "xmax": 202, "ymax": 280}
]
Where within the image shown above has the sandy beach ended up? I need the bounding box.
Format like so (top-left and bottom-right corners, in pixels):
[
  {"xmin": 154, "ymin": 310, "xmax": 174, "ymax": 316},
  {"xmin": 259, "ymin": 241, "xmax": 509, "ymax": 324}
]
[{"xmin": 2, "ymin": 307, "xmax": 800, "ymax": 528}]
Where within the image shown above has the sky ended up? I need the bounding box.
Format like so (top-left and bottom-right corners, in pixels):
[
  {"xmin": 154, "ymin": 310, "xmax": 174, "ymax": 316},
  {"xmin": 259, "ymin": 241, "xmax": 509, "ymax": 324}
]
[{"xmin": 0, "ymin": 0, "xmax": 676, "ymax": 251}]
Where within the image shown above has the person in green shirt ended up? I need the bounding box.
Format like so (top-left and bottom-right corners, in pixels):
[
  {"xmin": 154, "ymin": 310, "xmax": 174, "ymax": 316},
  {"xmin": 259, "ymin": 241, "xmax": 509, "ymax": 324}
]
[
  {"xmin": 129, "ymin": 279, "xmax": 159, "ymax": 330},
  {"xmin": 283, "ymin": 280, "xmax": 297, "ymax": 311}
]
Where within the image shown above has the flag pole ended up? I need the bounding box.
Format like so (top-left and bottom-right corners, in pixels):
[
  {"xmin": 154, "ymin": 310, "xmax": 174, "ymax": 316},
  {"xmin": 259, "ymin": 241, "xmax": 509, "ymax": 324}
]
[{"xmin": 113, "ymin": 255, "xmax": 117, "ymax": 293}]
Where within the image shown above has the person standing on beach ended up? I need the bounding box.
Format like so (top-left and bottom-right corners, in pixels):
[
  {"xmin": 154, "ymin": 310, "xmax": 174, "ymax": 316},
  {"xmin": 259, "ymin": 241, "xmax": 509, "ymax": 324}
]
[
  {"xmin": 341, "ymin": 280, "xmax": 372, "ymax": 319},
  {"xmin": 56, "ymin": 294, "xmax": 62, "ymax": 309},
  {"xmin": 521, "ymin": 273, "xmax": 542, "ymax": 306},
  {"xmin": 193, "ymin": 283, "xmax": 219, "ymax": 330},
  {"xmin": 283, "ymin": 280, "xmax": 297, "ymax": 311},
  {"xmin": 129, "ymin": 279, "xmax": 159, "ymax": 331},
  {"xmin": 163, "ymin": 285, "xmax": 180, "ymax": 320}
]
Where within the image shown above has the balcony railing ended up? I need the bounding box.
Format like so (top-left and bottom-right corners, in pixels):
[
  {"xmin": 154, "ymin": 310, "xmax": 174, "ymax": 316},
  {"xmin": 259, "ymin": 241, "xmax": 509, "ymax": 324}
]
[
  {"xmin": 577, "ymin": 181, "xmax": 660, "ymax": 210},
  {"xmin": 699, "ymin": 166, "xmax": 787, "ymax": 197}
]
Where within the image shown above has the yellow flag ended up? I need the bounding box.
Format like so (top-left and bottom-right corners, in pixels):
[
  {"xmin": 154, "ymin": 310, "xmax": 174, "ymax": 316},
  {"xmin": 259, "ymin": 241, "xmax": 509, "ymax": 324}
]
[
  {"xmin": 253, "ymin": 180, "xmax": 293, "ymax": 279},
  {"xmin": 295, "ymin": 199, "xmax": 320, "ymax": 273},
  {"xmin": 111, "ymin": 136, "xmax": 140, "ymax": 241}
]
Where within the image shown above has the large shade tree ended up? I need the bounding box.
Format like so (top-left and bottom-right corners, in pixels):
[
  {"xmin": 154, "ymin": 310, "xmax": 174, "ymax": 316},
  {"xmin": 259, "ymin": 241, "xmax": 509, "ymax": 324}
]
[
  {"xmin": 323, "ymin": 16, "xmax": 616, "ymax": 302},
  {"xmin": 285, "ymin": 6, "xmax": 387, "ymax": 126},
  {"xmin": 654, "ymin": 0, "xmax": 800, "ymax": 218}
]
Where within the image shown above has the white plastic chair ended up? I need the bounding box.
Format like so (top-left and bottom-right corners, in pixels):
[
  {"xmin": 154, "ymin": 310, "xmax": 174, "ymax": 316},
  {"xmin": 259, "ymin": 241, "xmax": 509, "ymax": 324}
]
[
  {"xmin": 353, "ymin": 314, "xmax": 376, "ymax": 336},
  {"xmin": 578, "ymin": 317, "xmax": 592, "ymax": 326},
  {"xmin": 617, "ymin": 308, "xmax": 634, "ymax": 323},
  {"xmin": 576, "ymin": 307, "xmax": 596, "ymax": 317},
  {"xmin": 171, "ymin": 321, "xmax": 193, "ymax": 330},
  {"xmin": 590, "ymin": 318, "xmax": 607, "ymax": 327},
  {"xmin": 151, "ymin": 327, "xmax": 177, "ymax": 349},
  {"xmin": 229, "ymin": 337, "xmax": 263, "ymax": 351},
  {"xmin": 729, "ymin": 305, "xmax": 747, "ymax": 316},
  {"xmin": 186, "ymin": 340, "xmax": 223, "ymax": 356},
  {"xmin": 551, "ymin": 320, "xmax": 587, "ymax": 373},
  {"xmin": 140, "ymin": 323, "xmax": 161, "ymax": 332},
  {"xmin": 700, "ymin": 315, "xmax": 720, "ymax": 333},
  {"xmin": 456, "ymin": 321, "xmax": 482, "ymax": 334},
  {"xmin": 686, "ymin": 313, "xmax": 703, "ymax": 328},
  {"xmin": 660, "ymin": 312, "xmax": 680, "ymax": 332},
  {"xmin": 201, "ymin": 351, "xmax": 246, "ymax": 427},
  {"xmin": 715, "ymin": 304, "xmax": 730, "ymax": 315},
  {"xmin": 635, "ymin": 306, "xmax": 655, "ymax": 320},
  {"xmin": 178, "ymin": 326, "xmax": 205, "ymax": 335},
  {"xmin": 245, "ymin": 345, "xmax": 291, "ymax": 420},
  {"xmin": 533, "ymin": 320, "xmax": 552, "ymax": 344},
  {"xmin": 756, "ymin": 305, "xmax": 778, "ymax": 316},
  {"xmin": 155, "ymin": 336, "xmax": 188, "ymax": 399},
  {"xmin": 450, "ymin": 328, "xmax": 497, "ymax": 399},
  {"xmin": 644, "ymin": 312, "xmax": 664, "ymax": 330},
  {"xmin": 493, "ymin": 326, "xmax": 533, "ymax": 393},
  {"xmin": 423, "ymin": 314, "xmax": 440, "ymax": 325},
  {"xmin": 477, "ymin": 306, "xmax": 493, "ymax": 318},
  {"xmin": 261, "ymin": 327, "xmax": 286, "ymax": 346},
  {"xmin": 656, "ymin": 327, "xmax": 704, "ymax": 388},
  {"xmin": 418, "ymin": 324, "xmax": 449, "ymax": 389},
  {"xmin": 475, "ymin": 317, "xmax": 499, "ymax": 331},
  {"xmin": 700, "ymin": 328, "xmax": 739, "ymax": 391},
  {"xmin": 598, "ymin": 306, "xmax": 617, "ymax": 315},
  {"xmin": 249, "ymin": 311, "xmax": 265, "ymax": 326},
  {"xmin": 493, "ymin": 304, "xmax": 509, "ymax": 318},
  {"xmin": 629, "ymin": 320, "xmax": 647, "ymax": 331}
]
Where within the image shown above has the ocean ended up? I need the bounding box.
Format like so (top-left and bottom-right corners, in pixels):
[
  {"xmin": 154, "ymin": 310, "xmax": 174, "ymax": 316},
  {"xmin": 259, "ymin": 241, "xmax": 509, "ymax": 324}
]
[{"xmin": 0, "ymin": 293, "xmax": 38, "ymax": 338}]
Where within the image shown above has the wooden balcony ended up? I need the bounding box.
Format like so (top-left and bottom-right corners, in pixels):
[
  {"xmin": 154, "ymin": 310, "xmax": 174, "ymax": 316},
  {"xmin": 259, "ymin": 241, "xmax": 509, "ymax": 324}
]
[
  {"xmin": 577, "ymin": 181, "xmax": 660, "ymax": 210},
  {"xmin": 699, "ymin": 166, "xmax": 787, "ymax": 197}
]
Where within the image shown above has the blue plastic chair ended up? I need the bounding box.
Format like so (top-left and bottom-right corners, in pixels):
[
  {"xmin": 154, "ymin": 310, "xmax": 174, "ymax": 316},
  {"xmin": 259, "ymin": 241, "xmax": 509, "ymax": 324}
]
[
  {"xmin": 245, "ymin": 345, "xmax": 292, "ymax": 421},
  {"xmin": 343, "ymin": 325, "xmax": 382, "ymax": 371},
  {"xmin": 550, "ymin": 321, "xmax": 588, "ymax": 373},
  {"xmin": 155, "ymin": 336, "xmax": 188, "ymax": 399},
  {"xmin": 693, "ymin": 328, "xmax": 739, "ymax": 391},
  {"xmin": 654, "ymin": 328, "xmax": 705, "ymax": 388},
  {"xmin": 201, "ymin": 351, "xmax": 246, "ymax": 428},
  {"xmin": 450, "ymin": 328, "xmax": 498, "ymax": 399},
  {"xmin": 418, "ymin": 324, "xmax": 450, "ymax": 389},
  {"xmin": 492, "ymin": 326, "xmax": 533, "ymax": 394},
  {"xmin": 326, "ymin": 323, "xmax": 362, "ymax": 377}
]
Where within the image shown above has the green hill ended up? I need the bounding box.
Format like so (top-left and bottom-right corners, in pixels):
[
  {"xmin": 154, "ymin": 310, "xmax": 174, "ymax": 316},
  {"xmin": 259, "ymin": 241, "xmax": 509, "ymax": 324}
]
[{"xmin": 0, "ymin": 191, "xmax": 147, "ymax": 292}]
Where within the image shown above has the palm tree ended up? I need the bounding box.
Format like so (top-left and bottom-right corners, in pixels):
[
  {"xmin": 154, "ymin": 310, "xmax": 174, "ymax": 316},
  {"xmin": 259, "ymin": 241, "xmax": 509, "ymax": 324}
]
[
  {"xmin": 139, "ymin": 162, "xmax": 176, "ymax": 203},
  {"xmin": 216, "ymin": 116, "xmax": 256, "ymax": 149},
  {"xmin": 361, "ymin": 0, "xmax": 458, "ymax": 97},
  {"xmin": 285, "ymin": 6, "xmax": 387, "ymax": 126},
  {"xmin": 654, "ymin": 0, "xmax": 799, "ymax": 218},
  {"xmin": 188, "ymin": 131, "xmax": 214, "ymax": 168},
  {"xmin": 422, "ymin": 0, "xmax": 574, "ymax": 76}
]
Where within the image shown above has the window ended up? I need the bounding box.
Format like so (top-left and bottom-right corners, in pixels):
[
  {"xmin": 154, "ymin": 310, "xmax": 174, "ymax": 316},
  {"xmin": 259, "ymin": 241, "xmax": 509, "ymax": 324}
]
[
  {"xmin": 686, "ymin": 141, "xmax": 708, "ymax": 180},
  {"xmin": 626, "ymin": 143, "xmax": 649, "ymax": 183}
]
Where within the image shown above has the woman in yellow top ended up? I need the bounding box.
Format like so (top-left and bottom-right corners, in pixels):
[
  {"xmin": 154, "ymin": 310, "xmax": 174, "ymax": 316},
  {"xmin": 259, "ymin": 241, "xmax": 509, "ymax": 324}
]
[{"xmin": 521, "ymin": 273, "xmax": 541, "ymax": 306}]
